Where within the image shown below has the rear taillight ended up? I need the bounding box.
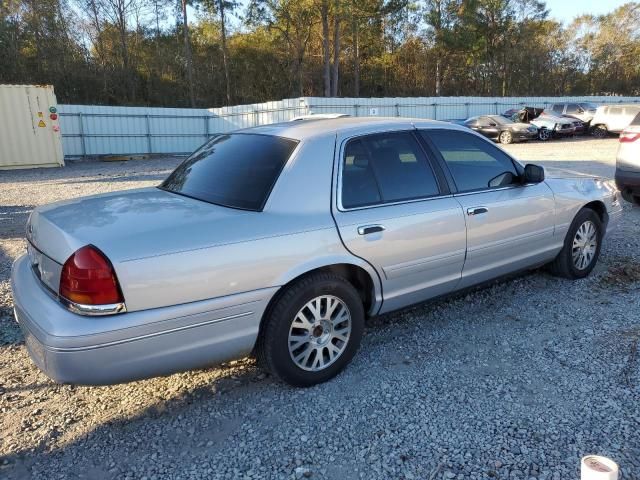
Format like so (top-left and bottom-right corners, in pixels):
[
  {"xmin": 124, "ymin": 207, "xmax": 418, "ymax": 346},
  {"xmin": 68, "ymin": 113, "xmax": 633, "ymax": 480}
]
[
  {"xmin": 620, "ymin": 131, "xmax": 640, "ymax": 143},
  {"xmin": 59, "ymin": 245, "xmax": 124, "ymax": 305}
]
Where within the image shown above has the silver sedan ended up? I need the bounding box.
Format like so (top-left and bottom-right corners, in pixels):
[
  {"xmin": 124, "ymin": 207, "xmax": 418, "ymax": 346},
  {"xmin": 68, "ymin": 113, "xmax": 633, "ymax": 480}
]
[{"xmin": 11, "ymin": 117, "xmax": 622, "ymax": 387}]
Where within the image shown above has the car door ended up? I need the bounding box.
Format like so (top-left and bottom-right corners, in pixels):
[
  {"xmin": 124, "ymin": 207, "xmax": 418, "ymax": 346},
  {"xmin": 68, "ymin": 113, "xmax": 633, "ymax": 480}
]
[
  {"xmin": 476, "ymin": 116, "xmax": 500, "ymax": 139},
  {"xmin": 420, "ymin": 128, "xmax": 557, "ymax": 289},
  {"xmin": 332, "ymin": 127, "xmax": 467, "ymax": 314}
]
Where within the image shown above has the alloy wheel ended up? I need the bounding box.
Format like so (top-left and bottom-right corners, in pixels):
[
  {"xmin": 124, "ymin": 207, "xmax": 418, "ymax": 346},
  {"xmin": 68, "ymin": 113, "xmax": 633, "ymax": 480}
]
[
  {"xmin": 538, "ymin": 129, "xmax": 551, "ymax": 141},
  {"xmin": 572, "ymin": 220, "xmax": 598, "ymax": 270},
  {"xmin": 500, "ymin": 131, "xmax": 512, "ymax": 144},
  {"xmin": 288, "ymin": 295, "xmax": 352, "ymax": 372}
]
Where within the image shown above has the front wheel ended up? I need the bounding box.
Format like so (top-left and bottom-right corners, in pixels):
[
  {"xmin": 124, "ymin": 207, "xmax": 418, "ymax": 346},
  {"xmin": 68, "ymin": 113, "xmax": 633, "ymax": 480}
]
[
  {"xmin": 256, "ymin": 272, "xmax": 365, "ymax": 387},
  {"xmin": 548, "ymin": 208, "xmax": 603, "ymax": 279},
  {"xmin": 592, "ymin": 125, "xmax": 608, "ymax": 139},
  {"xmin": 499, "ymin": 131, "xmax": 513, "ymax": 144},
  {"xmin": 538, "ymin": 128, "xmax": 551, "ymax": 141}
]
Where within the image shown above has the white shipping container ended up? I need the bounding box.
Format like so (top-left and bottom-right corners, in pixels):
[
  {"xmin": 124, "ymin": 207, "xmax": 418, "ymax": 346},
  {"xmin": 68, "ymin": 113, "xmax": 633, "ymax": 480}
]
[{"xmin": 0, "ymin": 84, "xmax": 64, "ymax": 170}]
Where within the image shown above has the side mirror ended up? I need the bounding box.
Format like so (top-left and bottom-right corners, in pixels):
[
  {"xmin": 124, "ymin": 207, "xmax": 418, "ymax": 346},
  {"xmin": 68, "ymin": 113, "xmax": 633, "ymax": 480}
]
[
  {"xmin": 489, "ymin": 122, "xmax": 497, "ymax": 127},
  {"xmin": 523, "ymin": 164, "xmax": 545, "ymax": 184}
]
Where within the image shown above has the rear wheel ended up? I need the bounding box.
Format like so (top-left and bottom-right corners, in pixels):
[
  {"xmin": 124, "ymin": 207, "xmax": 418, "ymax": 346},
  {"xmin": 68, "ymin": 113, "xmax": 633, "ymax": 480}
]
[
  {"xmin": 499, "ymin": 131, "xmax": 513, "ymax": 144},
  {"xmin": 592, "ymin": 125, "xmax": 608, "ymax": 139},
  {"xmin": 256, "ymin": 272, "xmax": 365, "ymax": 387},
  {"xmin": 538, "ymin": 128, "xmax": 551, "ymax": 141},
  {"xmin": 548, "ymin": 208, "xmax": 602, "ymax": 279}
]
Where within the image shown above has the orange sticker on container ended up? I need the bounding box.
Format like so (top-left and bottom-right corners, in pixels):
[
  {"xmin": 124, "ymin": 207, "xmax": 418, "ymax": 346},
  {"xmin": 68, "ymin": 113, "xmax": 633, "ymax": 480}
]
[{"xmin": 38, "ymin": 120, "xmax": 46, "ymax": 127}]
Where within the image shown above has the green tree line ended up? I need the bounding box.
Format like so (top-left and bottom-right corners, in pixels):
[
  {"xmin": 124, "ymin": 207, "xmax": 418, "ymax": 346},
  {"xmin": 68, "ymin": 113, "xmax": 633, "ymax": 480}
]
[{"xmin": 1, "ymin": 0, "xmax": 639, "ymax": 107}]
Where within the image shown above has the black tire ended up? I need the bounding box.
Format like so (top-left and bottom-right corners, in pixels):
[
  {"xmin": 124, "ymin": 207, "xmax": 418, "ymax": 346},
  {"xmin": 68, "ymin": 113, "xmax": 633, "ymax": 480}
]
[
  {"xmin": 621, "ymin": 189, "xmax": 634, "ymax": 203},
  {"xmin": 548, "ymin": 208, "xmax": 603, "ymax": 279},
  {"xmin": 256, "ymin": 272, "xmax": 365, "ymax": 387},
  {"xmin": 538, "ymin": 128, "xmax": 551, "ymax": 141},
  {"xmin": 592, "ymin": 125, "xmax": 608, "ymax": 139},
  {"xmin": 499, "ymin": 131, "xmax": 513, "ymax": 144}
]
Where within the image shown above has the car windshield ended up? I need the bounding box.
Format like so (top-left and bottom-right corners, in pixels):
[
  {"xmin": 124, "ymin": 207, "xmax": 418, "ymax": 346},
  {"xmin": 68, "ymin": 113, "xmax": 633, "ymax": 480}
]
[
  {"xmin": 579, "ymin": 103, "xmax": 598, "ymax": 110},
  {"xmin": 160, "ymin": 133, "xmax": 298, "ymax": 211}
]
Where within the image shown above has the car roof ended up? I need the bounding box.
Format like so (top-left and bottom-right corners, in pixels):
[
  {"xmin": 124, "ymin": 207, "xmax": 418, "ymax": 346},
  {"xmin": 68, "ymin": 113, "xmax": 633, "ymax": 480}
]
[{"xmin": 235, "ymin": 116, "xmax": 461, "ymax": 140}]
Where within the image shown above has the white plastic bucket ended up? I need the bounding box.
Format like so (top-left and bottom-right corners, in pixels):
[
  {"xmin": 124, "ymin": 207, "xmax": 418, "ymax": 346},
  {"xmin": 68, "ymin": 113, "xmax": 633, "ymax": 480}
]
[{"xmin": 581, "ymin": 456, "xmax": 619, "ymax": 480}]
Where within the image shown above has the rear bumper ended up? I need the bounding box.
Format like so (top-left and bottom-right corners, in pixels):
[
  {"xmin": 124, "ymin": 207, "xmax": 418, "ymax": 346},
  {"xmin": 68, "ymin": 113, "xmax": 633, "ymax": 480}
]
[
  {"xmin": 615, "ymin": 168, "xmax": 640, "ymax": 194},
  {"xmin": 11, "ymin": 255, "xmax": 277, "ymax": 385}
]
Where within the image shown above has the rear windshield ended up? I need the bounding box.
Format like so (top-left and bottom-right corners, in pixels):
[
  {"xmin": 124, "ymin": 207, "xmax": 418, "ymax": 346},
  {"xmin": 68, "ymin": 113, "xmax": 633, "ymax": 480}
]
[{"xmin": 161, "ymin": 133, "xmax": 298, "ymax": 211}]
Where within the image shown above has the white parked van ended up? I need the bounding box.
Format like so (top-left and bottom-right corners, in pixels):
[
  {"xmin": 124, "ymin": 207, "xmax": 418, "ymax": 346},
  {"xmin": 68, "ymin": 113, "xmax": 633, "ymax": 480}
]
[{"xmin": 590, "ymin": 104, "xmax": 640, "ymax": 138}]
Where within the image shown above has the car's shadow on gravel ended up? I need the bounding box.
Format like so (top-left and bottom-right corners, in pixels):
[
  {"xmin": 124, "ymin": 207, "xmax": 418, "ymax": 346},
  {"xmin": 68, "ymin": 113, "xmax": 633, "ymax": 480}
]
[{"xmin": 0, "ymin": 360, "xmax": 276, "ymax": 479}]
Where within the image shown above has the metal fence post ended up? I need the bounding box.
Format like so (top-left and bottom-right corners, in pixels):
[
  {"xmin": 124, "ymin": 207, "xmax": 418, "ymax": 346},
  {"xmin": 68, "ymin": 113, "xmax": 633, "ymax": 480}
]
[
  {"xmin": 354, "ymin": 104, "xmax": 359, "ymax": 117},
  {"xmin": 465, "ymin": 103, "xmax": 470, "ymax": 119},
  {"xmin": 204, "ymin": 115, "xmax": 209, "ymax": 140},
  {"xmin": 145, "ymin": 114, "xmax": 152, "ymax": 153},
  {"xmin": 433, "ymin": 103, "xmax": 438, "ymax": 120},
  {"xmin": 395, "ymin": 104, "xmax": 400, "ymax": 117},
  {"xmin": 78, "ymin": 112, "xmax": 87, "ymax": 157}
]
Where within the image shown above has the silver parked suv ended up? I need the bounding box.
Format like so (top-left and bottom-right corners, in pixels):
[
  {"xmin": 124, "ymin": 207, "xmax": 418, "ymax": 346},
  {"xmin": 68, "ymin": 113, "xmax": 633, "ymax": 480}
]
[
  {"xmin": 11, "ymin": 117, "xmax": 622, "ymax": 387},
  {"xmin": 591, "ymin": 104, "xmax": 640, "ymax": 138},
  {"xmin": 615, "ymin": 112, "xmax": 640, "ymax": 205},
  {"xmin": 549, "ymin": 102, "xmax": 598, "ymax": 124}
]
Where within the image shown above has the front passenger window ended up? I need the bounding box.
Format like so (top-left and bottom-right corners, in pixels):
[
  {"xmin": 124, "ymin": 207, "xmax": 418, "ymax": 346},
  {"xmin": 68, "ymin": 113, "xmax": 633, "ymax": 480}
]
[{"xmin": 422, "ymin": 130, "xmax": 520, "ymax": 192}]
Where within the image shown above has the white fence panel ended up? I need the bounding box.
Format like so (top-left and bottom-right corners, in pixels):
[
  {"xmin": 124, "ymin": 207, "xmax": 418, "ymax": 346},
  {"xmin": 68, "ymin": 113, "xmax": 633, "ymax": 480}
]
[{"xmin": 59, "ymin": 96, "xmax": 640, "ymax": 157}]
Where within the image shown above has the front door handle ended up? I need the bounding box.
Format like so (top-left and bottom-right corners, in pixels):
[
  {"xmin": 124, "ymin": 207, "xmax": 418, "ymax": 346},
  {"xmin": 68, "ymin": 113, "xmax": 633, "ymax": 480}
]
[
  {"xmin": 467, "ymin": 207, "xmax": 488, "ymax": 216},
  {"xmin": 357, "ymin": 224, "xmax": 385, "ymax": 235}
]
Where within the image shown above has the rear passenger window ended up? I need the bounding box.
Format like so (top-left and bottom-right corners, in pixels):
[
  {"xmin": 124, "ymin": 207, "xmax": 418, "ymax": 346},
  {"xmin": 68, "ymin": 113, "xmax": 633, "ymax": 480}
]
[
  {"xmin": 552, "ymin": 104, "xmax": 564, "ymax": 114},
  {"xmin": 631, "ymin": 113, "xmax": 640, "ymax": 126},
  {"xmin": 566, "ymin": 104, "xmax": 580, "ymax": 114},
  {"xmin": 423, "ymin": 130, "xmax": 519, "ymax": 192},
  {"xmin": 341, "ymin": 132, "xmax": 440, "ymax": 209}
]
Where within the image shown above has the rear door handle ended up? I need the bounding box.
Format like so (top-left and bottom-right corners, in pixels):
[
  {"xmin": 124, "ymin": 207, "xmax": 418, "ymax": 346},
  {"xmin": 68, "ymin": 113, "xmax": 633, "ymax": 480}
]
[
  {"xmin": 467, "ymin": 207, "xmax": 488, "ymax": 216},
  {"xmin": 357, "ymin": 225, "xmax": 385, "ymax": 235}
]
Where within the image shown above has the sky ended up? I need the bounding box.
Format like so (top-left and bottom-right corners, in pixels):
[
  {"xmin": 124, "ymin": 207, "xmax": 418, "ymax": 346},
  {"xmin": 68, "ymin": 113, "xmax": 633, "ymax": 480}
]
[{"xmin": 544, "ymin": 0, "xmax": 631, "ymax": 24}]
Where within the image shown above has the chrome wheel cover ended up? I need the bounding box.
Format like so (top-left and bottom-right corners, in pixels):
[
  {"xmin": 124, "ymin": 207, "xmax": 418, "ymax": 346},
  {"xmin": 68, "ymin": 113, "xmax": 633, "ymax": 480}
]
[
  {"xmin": 288, "ymin": 295, "xmax": 352, "ymax": 372},
  {"xmin": 500, "ymin": 131, "xmax": 512, "ymax": 143},
  {"xmin": 572, "ymin": 220, "xmax": 598, "ymax": 270}
]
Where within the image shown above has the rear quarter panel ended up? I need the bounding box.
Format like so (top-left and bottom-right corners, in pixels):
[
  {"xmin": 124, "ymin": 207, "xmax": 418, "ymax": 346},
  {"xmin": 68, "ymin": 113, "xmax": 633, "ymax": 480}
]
[{"xmin": 116, "ymin": 133, "xmax": 382, "ymax": 313}]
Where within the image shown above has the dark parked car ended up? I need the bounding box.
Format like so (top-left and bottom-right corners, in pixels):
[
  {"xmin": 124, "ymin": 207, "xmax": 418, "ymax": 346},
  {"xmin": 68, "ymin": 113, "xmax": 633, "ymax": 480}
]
[
  {"xmin": 463, "ymin": 115, "xmax": 537, "ymax": 144},
  {"xmin": 506, "ymin": 107, "xmax": 576, "ymax": 140}
]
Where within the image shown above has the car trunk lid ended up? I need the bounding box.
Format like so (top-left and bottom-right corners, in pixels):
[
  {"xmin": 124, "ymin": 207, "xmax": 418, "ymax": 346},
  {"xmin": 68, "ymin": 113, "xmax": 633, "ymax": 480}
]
[{"xmin": 27, "ymin": 187, "xmax": 254, "ymax": 267}]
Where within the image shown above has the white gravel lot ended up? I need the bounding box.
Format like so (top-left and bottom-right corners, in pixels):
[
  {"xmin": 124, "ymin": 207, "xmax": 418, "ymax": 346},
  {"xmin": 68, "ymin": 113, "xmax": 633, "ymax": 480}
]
[{"xmin": 1, "ymin": 137, "xmax": 639, "ymax": 480}]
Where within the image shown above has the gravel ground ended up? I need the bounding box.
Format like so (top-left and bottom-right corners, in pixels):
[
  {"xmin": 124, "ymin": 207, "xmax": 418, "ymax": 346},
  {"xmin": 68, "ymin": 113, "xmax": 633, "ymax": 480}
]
[{"xmin": 1, "ymin": 137, "xmax": 639, "ymax": 480}]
